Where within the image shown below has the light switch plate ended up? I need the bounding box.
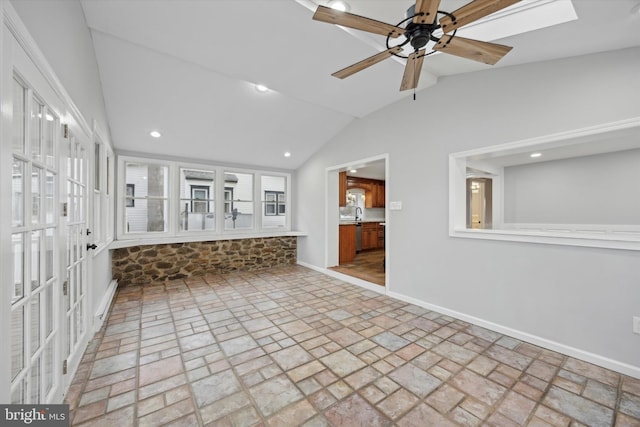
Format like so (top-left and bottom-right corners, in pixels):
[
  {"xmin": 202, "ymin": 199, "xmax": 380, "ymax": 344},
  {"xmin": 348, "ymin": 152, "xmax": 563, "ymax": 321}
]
[
  {"xmin": 389, "ymin": 201, "xmax": 402, "ymax": 210},
  {"xmin": 633, "ymin": 316, "xmax": 640, "ymax": 334}
]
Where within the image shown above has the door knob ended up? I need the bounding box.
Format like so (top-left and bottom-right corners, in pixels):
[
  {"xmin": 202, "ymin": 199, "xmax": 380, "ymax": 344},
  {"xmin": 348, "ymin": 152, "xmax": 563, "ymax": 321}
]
[{"xmin": 87, "ymin": 243, "xmax": 98, "ymax": 250}]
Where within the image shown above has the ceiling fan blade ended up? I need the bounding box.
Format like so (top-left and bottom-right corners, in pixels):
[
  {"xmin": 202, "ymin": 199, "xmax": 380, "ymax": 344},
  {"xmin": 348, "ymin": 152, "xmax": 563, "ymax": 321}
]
[
  {"xmin": 400, "ymin": 49, "xmax": 426, "ymax": 91},
  {"xmin": 332, "ymin": 46, "xmax": 403, "ymax": 79},
  {"xmin": 433, "ymin": 35, "xmax": 512, "ymax": 65},
  {"xmin": 313, "ymin": 5, "xmax": 405, "ymax": 38},
  {"xmin": 439, "ymin": 0, "xmax": 521, "ymax": 33},
  {"xmin": 413, "ymin": 0, "xmax": 442, "ymax": 25}
]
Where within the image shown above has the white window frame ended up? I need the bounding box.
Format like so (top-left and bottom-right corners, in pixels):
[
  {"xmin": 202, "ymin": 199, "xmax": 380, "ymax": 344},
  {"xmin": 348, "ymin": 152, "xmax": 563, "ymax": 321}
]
[
  {"xmin": 449, "ymin": 117, "xmax": 640, "ymax": 251},
  {"xmin": 116, "ymin": 155, "xmax": 292, "ymax": 241}
]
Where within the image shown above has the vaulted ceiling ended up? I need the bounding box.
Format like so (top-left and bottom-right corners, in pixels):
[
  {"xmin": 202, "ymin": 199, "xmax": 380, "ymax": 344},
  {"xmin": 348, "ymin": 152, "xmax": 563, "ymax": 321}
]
[{"xmin": 80, "ymin": 0, "xmax": 640, "ymax": 169}]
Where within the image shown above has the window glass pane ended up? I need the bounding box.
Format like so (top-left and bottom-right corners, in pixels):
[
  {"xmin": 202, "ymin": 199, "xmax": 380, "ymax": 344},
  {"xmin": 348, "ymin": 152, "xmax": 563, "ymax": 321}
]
[
  {"xmin": 12, "ymin": 233, "xmax": 25, "ymax": 303},
  {"xmin": 261, "ymin": 175, "xmax": 286, "ymax": 229},
  {"xmin": 224, "ymin": 172, "xmax": 253, "ymax": 230},
  {"xmin": 11, "ymin": 306, "xmax": 24, "ymax": 380},
  {"xmin": 32, "ymin": 166, "xmax": 42, "ymax": 224},
  {"xmin": 13, "ymin": 78, "xmax": 26, "ymax": 153},
  {"xmin": 125, "ymin": 162, "xmax": 169, "ymax": 233},
  {"xmin": 31, "ymin": 97, "xmax": 43, "ymax": 162},
  {"xmin": 32, "ymin": 230, "xmax": 41, "ymax": 291},
  {"xmin": 180, "ymin": 168, "xmax": 215, "ymax": 232},
  {"xmin": 45, "ymin": 171, "xmax": 55, "ymax": 225},
  {"xmin": 12, "ymin": 158, "xmax": 25, "ymax": 227}
]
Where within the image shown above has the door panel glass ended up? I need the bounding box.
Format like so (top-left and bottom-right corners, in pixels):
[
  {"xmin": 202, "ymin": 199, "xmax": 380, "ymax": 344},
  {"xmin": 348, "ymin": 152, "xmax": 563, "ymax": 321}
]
[
  {"xmin": 31, "ymin": 98, "xmax": 43, "ymax": 162},
  {"xmin": 45, "ymin": 109, "xmax": 56, "ymax": 168},
  {"xmin": 44, "ymin": 342, "xmax": 53, "ymax": 395},
  {"xmin": 30, "ymin": 356, "xmax": 41, "ymax": 403},
  {"xmin": 31, "ymin": 230, "xmax": 41, "ymax": 291},
  {"xmin": 31, "ymin": 166, "xmax": 42, "ymax": 224},
  {"xmin": 45, "ymin": 172, "xmax": 55, "ymax": 225},
  {"xmin": 12, "ymin": 158, "xmax": 25, "ymax": 227},
  {"xmin": 45, "ymin": 228, "xmax": 54, "ymax": 281},
  {"xmin": 11, "ymin": 306, "xmax": 24, "ymax": 380},
  {"xmin": 45, "ymin": 284, "xmax": 53, "ymax": 337},
  {"xmin": 13, "ymin": 79, "xmax": 26, "ymax": 153},
  {"xmin": 12, "ymin": 233, "xmax": 25, "ymax": 303},
  {"xmin": 31, "ymin": 293, "xmax": 41, "ymax": 356}
]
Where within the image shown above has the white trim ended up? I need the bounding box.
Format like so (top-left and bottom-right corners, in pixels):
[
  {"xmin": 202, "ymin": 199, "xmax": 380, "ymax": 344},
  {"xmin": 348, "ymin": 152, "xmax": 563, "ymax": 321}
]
[
  {"xmin": 297, "ymin": 261, "xmax": 386, "ymax": 295},
  {"xmin": 387, "ymin": 290, "xmax": 640, "ymax": 380},
  {"xmin": 110, "ymin": 230, "xmax": 306, "ymax": 250},
  {"xmin": 93, "ymin": 280, "xmax": 117, "ymax": 332},
  {"xmin": 449, "ymin": 117, "xmax": 640, "ymax": 251}
]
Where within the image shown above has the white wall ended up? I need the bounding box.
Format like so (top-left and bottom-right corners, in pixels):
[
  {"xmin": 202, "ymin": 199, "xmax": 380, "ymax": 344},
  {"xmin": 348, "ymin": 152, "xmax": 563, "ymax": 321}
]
[
  {"xmin": 294, "ymin": 47, "xmax": 640, "ymax": 374},
  {"xmin": 11, "ymin": 0, "xmax": 114, "ymax": 330},
  {"xmin": 504, "ymin": 148, "xmax": 640, "ymax": 224}
]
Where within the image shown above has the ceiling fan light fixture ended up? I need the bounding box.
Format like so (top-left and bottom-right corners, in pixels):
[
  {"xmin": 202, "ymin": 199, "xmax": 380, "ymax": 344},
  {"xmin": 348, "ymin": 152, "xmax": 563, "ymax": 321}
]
[{"xmin": 328, "ymin": 1, "xmax": 349, "ymax": 12}]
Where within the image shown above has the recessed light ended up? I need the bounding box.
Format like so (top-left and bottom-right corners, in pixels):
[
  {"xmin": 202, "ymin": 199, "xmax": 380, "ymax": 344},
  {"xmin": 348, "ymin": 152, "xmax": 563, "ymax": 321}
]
[
  {"xmin": 530, "ymin": 152, "xmax": 542, "ymax": 158},
  {"xmin": 150, "ymin": 130, "xmax": 162, "ymax": 138},
  {"xmin": 284, "ymin": 152, "xmax": 291, "ymax": 157},
  {"xmin": 329, "ymin": 1, "xmax": 349, "ymax": 12},
  {"xmin": 255, "ymin": 84, "xmax": 269, "ymax": 93},
  {"xmin": 350, "ymin": 169, "xmax": 357, "ymax": 173}
]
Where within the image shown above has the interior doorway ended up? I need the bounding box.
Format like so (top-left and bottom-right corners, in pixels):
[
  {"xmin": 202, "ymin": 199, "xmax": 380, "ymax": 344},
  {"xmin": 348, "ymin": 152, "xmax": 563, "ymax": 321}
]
[{"xmin": 326, "ymin": 155, "xmax": 388, "ymax": 288}]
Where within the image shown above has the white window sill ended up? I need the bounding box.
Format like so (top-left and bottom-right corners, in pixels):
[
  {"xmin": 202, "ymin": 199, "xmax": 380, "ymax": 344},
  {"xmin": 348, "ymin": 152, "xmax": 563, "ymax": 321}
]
[
  {"xmin": 450, "ymin": 226, "xmax": 640, "ymax": 251},
  {"xmin": 110, "ymin": 230, "xmax": 307, "ymax": 250}
]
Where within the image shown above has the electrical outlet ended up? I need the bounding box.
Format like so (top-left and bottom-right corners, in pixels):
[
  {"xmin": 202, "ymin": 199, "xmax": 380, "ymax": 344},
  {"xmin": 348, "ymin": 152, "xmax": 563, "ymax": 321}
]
[{"xmin": 634, "ymin": 316, "xmax": 640, "ymax": 335}]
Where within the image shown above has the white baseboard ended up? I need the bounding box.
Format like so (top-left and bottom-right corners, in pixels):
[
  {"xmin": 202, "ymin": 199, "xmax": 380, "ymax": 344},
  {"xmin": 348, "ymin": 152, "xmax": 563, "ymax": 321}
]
[
  {"xmin": 296, "ymin": 261, "xmax": 386, "ymax": 294},
  {"xmin": 387, "ymin": 290, "xmax": 640, "ymax": 380},
  {"xmin": 94, "ymin": 280, "xmax": 118, "ymax": 332},
  {"xmin": 295, "ymin": 261, "xmax": 640, "ymax": 379}
]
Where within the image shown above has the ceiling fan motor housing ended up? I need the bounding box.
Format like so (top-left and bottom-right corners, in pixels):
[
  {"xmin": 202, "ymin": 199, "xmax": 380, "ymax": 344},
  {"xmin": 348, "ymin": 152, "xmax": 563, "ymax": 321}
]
[{"xmin": 404, "ymin": 4, "xmax": 434, "ymax": 50}]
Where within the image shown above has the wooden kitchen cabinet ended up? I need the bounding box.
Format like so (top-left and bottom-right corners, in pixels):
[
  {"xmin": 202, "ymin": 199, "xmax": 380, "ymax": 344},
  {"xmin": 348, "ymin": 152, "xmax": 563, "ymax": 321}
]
[
  {"xmin": 361, "ymin": 223, "xmax": 379, "ymax": 250},
  {"xmin": 339, "ymin": 224, "xmax": 356, "ymax": 263},
  {"xmin": 339, "ymin": 171, "xmax": 347, "ymax": 207}
]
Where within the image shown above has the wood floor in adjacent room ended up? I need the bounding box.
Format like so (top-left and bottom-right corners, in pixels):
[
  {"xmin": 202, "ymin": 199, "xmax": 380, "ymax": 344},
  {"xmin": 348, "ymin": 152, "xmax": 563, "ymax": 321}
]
[{"xmin": 330, "ymin": 249, "xmax": 385, "ymax": 286}]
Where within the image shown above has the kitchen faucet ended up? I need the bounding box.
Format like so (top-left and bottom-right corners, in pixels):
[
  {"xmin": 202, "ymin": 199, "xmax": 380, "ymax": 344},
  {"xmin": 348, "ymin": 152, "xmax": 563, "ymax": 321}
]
[{"xmin": 355, "ymin": 207, "xmax": 362, "ymax": 221}]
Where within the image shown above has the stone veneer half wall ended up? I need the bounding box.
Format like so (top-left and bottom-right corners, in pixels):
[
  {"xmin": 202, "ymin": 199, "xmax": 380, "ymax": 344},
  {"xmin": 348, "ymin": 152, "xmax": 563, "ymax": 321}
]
[{"xmin": 112, "ymin": 237, "xmax": 297, "ymax": 286}]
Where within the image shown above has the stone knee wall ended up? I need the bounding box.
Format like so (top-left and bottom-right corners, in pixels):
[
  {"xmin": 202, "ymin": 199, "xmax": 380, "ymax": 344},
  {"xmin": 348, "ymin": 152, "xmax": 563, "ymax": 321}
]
[{"xmin": 112, "ymin": 237, "xmax": 296, "ymax": 286}]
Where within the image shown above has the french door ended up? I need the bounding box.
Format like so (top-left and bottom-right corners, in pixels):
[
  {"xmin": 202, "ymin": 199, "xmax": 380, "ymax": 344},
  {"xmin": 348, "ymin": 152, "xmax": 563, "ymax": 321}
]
[
  {"xmin": 62, "ymin": 131, "xmax": 90, "ymax": 388},
  {"xmin": 6, "ymin": 28, "xmax": 91, "ymax": 404}
]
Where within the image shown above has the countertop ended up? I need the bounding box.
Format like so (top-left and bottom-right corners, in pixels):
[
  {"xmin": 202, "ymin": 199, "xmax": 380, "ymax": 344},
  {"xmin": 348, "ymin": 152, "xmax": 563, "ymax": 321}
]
[{"xmin": 339, "ymin": 219, "xmax": 385, "ymax": 225}]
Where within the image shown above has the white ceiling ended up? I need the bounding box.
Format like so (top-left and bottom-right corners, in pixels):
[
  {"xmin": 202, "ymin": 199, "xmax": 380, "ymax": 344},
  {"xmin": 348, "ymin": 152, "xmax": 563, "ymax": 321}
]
[{"xmin": 80, "ymin": 0, "xmax": 640, "ymax": 170}]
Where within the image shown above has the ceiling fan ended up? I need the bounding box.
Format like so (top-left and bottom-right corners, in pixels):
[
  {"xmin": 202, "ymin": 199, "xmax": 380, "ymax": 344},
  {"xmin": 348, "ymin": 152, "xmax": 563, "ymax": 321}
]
[{"xmin": 313, "ymin": 0, "xmax": 520, "ymax": 91}]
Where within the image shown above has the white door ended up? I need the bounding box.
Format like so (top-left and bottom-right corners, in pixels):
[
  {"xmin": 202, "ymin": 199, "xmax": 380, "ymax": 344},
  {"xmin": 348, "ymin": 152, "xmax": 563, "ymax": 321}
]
[
  {"xmin": 9, "ymin": 75, "xmax": 62, "ymax": 404},
  {"xmin": 61, "ymin": 130, "xmax": 90, "ymax": 388},
  {"xmin": 5, "ymin": 27, "xmax": 92, "ymax": 403}
]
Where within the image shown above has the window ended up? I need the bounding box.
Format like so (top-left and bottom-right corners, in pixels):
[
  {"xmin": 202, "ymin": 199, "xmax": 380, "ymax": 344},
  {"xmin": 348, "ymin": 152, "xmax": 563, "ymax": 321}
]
[
  {"xmin": 179, "ymin": 168, "xmax": 215, "ymax": 232},
  {"xmin": 191, "ymin": 186, "xmax": 209, "ymax": 213},
  {"xmin": 224, "ymin": 172, "xmax": 253, "ymax": 230},
  {"xmin": 117, "ymin": 156, "xmax": 291, "ymax": 239},
  {"xmin": 261, "ymin": 175, "xmax": 287, "ymax": 229},
  {"xmin": 125, "ymin": 184, "xmax": 135, "ymax": 207},
  {"xmin": 124, "ymin": 162, "xmax": 169, "ymax": 233},
  {"xmin": 264, "ymin": 191, "xmax": 285, "ymax": 216}
]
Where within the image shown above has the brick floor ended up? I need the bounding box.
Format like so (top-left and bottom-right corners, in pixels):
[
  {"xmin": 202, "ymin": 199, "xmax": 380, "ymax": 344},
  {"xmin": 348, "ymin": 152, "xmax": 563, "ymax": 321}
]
[{"xmin": 65, "ymin": 265, "xmax": 640, "ymax": 426}]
